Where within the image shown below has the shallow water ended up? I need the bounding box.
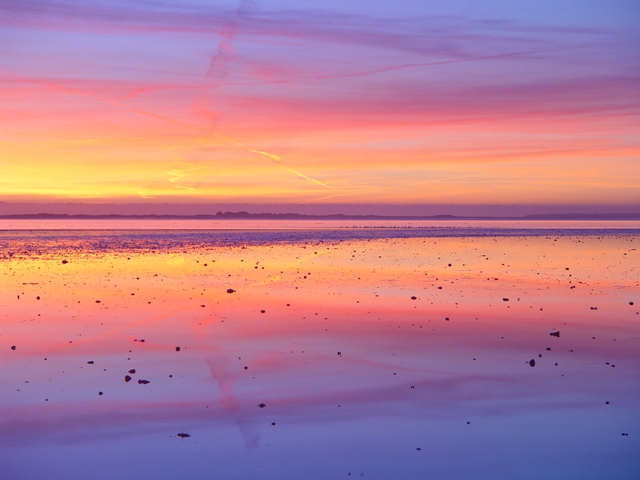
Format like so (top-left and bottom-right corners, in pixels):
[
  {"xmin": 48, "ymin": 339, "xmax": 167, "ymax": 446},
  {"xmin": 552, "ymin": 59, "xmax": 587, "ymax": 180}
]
[
  {"xmin": 2, "ymin": 218, "xmax": 640, "ymax": 231},
  {"xmin": 1, "ymin": 228, "xmax": 638, "ymax": 479}
]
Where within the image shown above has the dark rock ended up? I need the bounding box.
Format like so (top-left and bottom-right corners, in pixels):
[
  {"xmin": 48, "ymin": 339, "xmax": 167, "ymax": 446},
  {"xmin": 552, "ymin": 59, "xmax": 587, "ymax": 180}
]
[
  {"xmin": 87, "ymin": 361, "xmax": 94, "ymax": 364},
  {"xmin": 177, "ymin": 432, "xmax": 190, "ymax": 438},
  {"xmin": 138, "ymin": 379, "xmax": 150, "ymax": 385},
  {"xmin": 227, "ymin": 289, "xmax": 235, "ymax": 294},
  {"xmin": 503, "ymin": 298, "xmax": 509, "ymax": 302},
  {"xmin": 128, "ymin": 369, "xmax": 136, "ymax": 374},
  {"xmin": 529, "ymin": 359, "xmax": 536, "ymax": 367},
  {"xmin": 124, "ymin": 375, "xmax": 131, "ymax": 382},
  {"xmin": 260, "ymin": 310, "xmax": 265, "ymax": 313},
  {"xmin": 175, "ymin": 346, "xmax": 181, "ymax": 352},
  {"xmin": 61, "ymin": 260, "xmax": 68, "ymax": 264},
  {"xmin": 630, "ymin": 302, "xmax": 634, "ymax": 306},
  {"xmin": 411, "ymin": 296, "xmax": 417, "ymax": 300},
  {"xmin": 258, "ymin": 403, "xmax": 266, "ymax": 408},
  {"xmin": 98, "ymin": 391, "xmax": 103, "ymax": 396},
  {"xmin": 11, "ymin": 345, "xmax": 16, "ymax": 350},
  {"xmin": 550, "ymin": 331, "xmax": 560, "ymax": 337}
]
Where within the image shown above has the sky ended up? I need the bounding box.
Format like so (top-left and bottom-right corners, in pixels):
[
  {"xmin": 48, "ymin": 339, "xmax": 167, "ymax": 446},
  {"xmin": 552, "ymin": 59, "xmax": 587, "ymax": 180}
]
[{"xmin": 1, "ymin": 0, "xmax": 639, "ymax": 214}]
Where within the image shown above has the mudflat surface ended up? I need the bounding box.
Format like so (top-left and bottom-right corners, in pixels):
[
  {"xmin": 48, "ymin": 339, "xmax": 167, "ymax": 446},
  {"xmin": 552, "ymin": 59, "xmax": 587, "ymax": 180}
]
[{"xmin": 1, "ymin": 230, "xmax": 638, "ymax": 479}]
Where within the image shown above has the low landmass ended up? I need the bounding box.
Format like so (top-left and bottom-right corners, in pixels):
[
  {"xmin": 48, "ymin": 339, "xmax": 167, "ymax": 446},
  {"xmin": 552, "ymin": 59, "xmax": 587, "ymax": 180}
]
[{"xmin": 1, "ymin": 212, "xmax": 639, "ymax": 220}]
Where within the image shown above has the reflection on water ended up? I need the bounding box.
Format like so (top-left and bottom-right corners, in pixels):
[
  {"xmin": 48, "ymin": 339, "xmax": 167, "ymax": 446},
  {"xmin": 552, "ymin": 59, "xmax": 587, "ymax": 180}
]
[{"xmin": 0, "ymin": 229, "xmax": 638, "ymax": 479}]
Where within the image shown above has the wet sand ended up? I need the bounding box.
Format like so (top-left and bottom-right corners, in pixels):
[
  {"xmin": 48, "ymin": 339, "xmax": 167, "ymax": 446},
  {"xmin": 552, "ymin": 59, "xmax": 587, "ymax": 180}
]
[{"xmin": 1, "ymin": 229, "xmax": 638, "ymax": 479}]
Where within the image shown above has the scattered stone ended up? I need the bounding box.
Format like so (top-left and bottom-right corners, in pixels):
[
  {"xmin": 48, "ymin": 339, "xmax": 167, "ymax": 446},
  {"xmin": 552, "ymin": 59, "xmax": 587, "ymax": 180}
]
[
  {"xmin": 260, "ymin": 310, "xmax": 265, "ymax": 313},
  {"xmin": 411, "ymin": 296, "xmax": 417, "ymax": 300},
  {"xmin": 227, "ymin": 289, "xmax": 235, "ymax": 294},
  {"xmin": 95, "ymin": 300, "xmax": 101, "ymax": 303},
  {"xmin": 177, "ymin": 432, "xmax": 190, "ymax": 438},
  {"xmin": 416, "ymin": 447, "xmax": 422, "ymax": 451},
  {"xmin": 258, "ymin": 403, "xmax": 266, "ymax": 408},
  {"xmin": 124, "ymin": 375, "xmax": 132, "ymax": 382},
  {"xmin": 61, "ymin": 260, "xmax": 68, "ymax": 264},
  {"xmin": 529, "ymin": 359, "xmax": 536, "ymax": 367},
  {"xmin": 503, "ymin": 298, "xmax": 509, "ymax": 302},
  {"xmin": 98, "ymin": 391, "xmax": 103, "ymax": 396},
  {"xmin": 550, "ymin": 331, "xmax": 560, "ymax": 337},
  {"xmin": 11, "ymin": 345, "xmax": 16, "ymax": 350},
  {"xmin": 87, "ymin": 360, "xmax": 94, "ymax": 364},
  {"xmin": 271, "ymin": 422, "xmax": 276, "ymax": 426},
  {"xmin": 630, "ymin": 302, "xmax": 634, "ymax": 306},
  {"xmin": 128, "ymin": 369, "xmax": 136, "ymax": 374},
  {"xmin": 138, "ymin": 379, "xmax": 150, "ymax": 385},
  {"xmin": 175, "ymin": 346, "xmax": 181, "ymax": 352}
]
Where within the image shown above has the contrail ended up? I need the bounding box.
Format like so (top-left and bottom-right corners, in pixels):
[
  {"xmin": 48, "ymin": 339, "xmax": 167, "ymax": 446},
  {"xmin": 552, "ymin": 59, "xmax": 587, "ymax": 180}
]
[
  {"xmin": 0, "ymin": 67, "xmax": 204, "ymax": 133},
  {"xmin": 248, "ymin": 149, "xmax": 334, "ymax": 188},
  {"xmin": 308, "ymin": 44, "xmax": 599, "ymax": 82},
  {"xmin": 300, "ymin": 193, "xmax": 350, "ymax": 203},
  {"xmin": 248, "ymin": 148, "xmax": 281, "ymax": 162}
]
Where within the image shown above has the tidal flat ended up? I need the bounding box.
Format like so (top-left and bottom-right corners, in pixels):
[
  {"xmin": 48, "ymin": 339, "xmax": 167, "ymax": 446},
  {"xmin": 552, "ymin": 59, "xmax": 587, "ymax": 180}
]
[{"xmin": 1, "ymin": 226, "xmax": 638, "ymax": 479}]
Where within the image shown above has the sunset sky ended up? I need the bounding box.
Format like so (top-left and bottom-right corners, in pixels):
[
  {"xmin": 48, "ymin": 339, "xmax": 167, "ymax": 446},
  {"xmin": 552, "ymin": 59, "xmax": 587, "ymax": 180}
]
[{"xmin": 1, "ymin": 0, "xmax": 639, "ymax": 214}]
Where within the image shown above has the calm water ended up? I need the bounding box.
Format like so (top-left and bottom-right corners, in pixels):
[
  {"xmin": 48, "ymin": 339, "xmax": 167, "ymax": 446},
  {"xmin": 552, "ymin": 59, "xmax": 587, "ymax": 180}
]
[
  {"xmin": 2, "ymin": 218, "xmax": 640, "ymax": 230},
  {"xmin": 0, "ymin": 224, "xmax": 638, "ymax": 479}
]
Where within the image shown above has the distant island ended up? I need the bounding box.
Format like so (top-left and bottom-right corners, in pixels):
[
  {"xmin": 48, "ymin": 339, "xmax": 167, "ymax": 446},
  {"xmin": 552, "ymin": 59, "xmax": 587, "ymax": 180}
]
[{"xmin": 1, "ymin": 212, "xmax": 639, "ymax": 220}]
